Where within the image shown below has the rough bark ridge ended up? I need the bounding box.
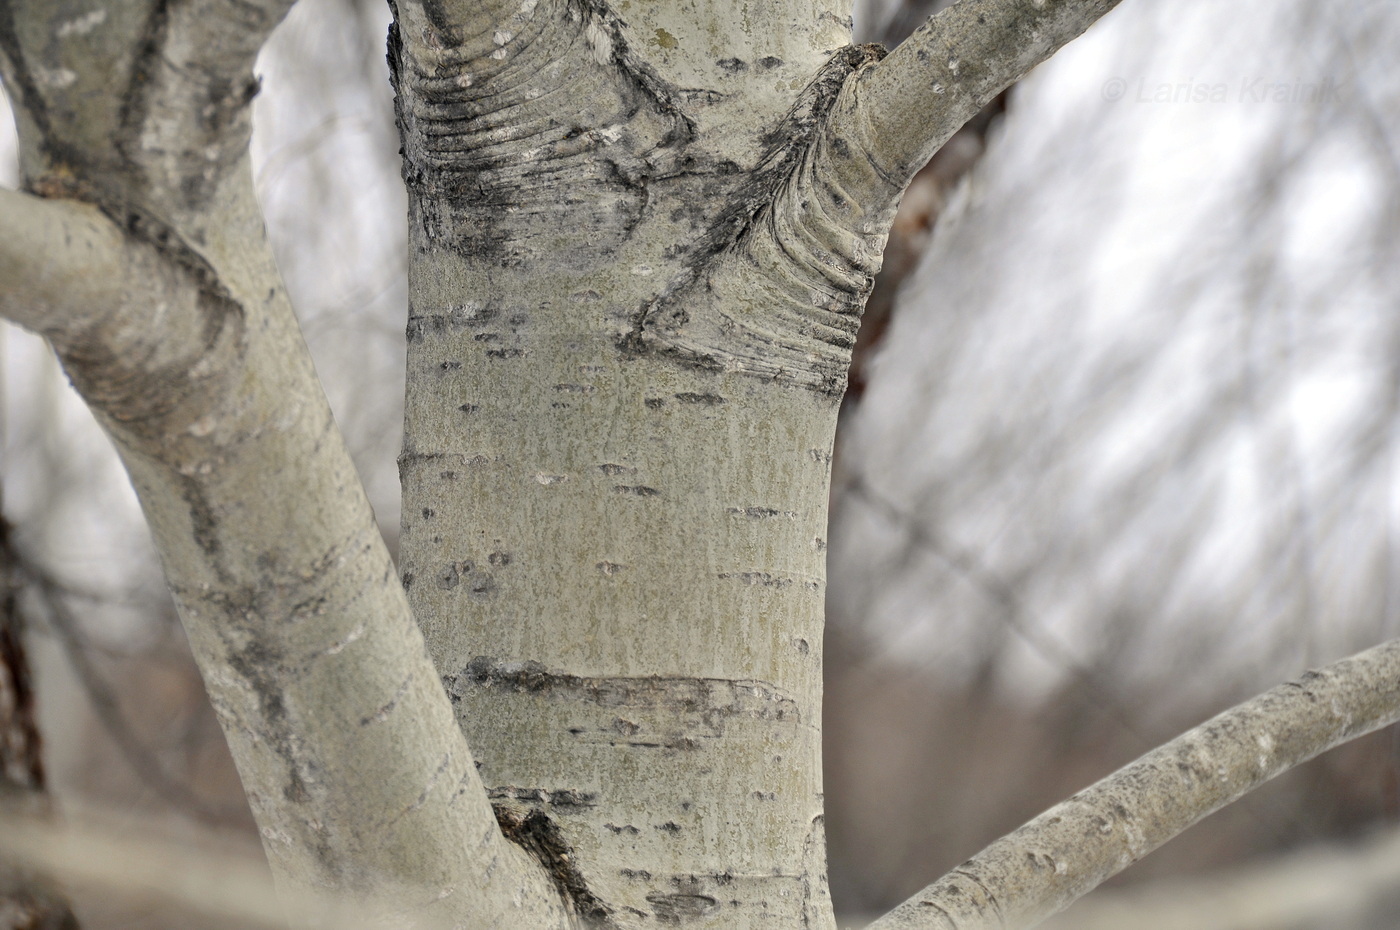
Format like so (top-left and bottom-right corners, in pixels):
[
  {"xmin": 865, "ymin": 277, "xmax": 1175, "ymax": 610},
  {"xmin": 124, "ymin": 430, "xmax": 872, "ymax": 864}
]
[{"xmin": 390, "ymin": 0, "xmax": 884, "ymax": 923}]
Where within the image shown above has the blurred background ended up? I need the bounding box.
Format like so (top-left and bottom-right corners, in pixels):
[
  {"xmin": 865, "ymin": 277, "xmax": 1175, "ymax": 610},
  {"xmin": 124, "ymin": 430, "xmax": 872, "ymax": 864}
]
[{"xmin": 3, "ymin": 0, "xmax": 1400, "ymax": 927}]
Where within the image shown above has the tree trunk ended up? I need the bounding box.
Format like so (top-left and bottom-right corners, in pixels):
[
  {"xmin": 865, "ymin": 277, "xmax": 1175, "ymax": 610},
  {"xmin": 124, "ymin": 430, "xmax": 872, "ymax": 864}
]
[
  {"xmin": 390, "ymin": 5, "xmax": 880, "ymax": 922},
  {"xmin": 41, "ymin": 1, "xmax": 1397, "ymax": 928}
]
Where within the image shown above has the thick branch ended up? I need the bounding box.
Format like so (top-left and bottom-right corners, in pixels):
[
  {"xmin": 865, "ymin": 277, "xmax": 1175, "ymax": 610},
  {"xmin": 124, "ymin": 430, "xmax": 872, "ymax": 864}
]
[
  {"xmin": 0, "ymin": 1, "xmax": 572, "ymax": 925},
  {"xmin": 866, "ymin": 638, "xmax": 1400, "ymax": 930},
  {"xmin": 0, "ymin": 0, "xmax": 296, "ymax": 226},
  {"xmin": 5, "ymin": 232, "xmax": 562, "ymax": 924},
  {"xmin": 0, "ymin": 189, "xmax": 159, "ymax": 336},
  {"xmin": 58, "ymin": 257, "xmax": 565, "ymax": 925},
  {"xmin": 837, "ymin": 0, "xmax": 1125, "ymax": 189},
  {"xmin": 2, "ymin": 95, "xmax": 566, "ymax": 930}
]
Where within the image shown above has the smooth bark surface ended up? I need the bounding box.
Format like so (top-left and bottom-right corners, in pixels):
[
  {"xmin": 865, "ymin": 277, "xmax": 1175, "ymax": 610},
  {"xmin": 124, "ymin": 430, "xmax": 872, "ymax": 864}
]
[{"xmin": 867, "ymin": 638, "xmax": 1400, "ymax": 930}]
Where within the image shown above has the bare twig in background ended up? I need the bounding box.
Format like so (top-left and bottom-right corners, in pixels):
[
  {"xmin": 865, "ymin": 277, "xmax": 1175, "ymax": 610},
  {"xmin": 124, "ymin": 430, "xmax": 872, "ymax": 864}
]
[
  {"xmin": 3, "ymin": 525, "xmax": 243, "ymax": 827},
  {"xmin": 0, "ymin": 509, "xmax": 81, "ymax": 930},
  {"xmin": 844, "ymin": 475, "xmax": 1147, "ymax": 741}
]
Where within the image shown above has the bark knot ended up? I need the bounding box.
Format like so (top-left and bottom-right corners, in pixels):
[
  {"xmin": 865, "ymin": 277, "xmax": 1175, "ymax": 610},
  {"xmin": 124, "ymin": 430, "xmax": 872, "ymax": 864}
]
[{"xmin": 494, "ymin": 805, "xmax": 613, "ymax": 925}]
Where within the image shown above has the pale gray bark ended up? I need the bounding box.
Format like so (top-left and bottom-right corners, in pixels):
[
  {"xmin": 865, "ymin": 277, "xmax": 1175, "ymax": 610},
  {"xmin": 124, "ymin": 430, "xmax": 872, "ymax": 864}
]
[
  {"xmin": 0, "ymin": 2, "xmax": 558, "ymax": 925},
  {"xmin": 841, "ymin": 0, "xmax": 1125, "ymax": 189},
  {"xmin": 388, "ymin": 1, "xmax": 1136, "ymax": 924},
  {"xmin": 866, "ymin": 638, "xmax": 1400, "ymax": 930},
  {"xmin": 8, "ymin": 0, "xmax": 1393, "ymax": 929},
  {"xmin": 1040, "ymin": 825, "xmax": 1400, "ymax": 930}
]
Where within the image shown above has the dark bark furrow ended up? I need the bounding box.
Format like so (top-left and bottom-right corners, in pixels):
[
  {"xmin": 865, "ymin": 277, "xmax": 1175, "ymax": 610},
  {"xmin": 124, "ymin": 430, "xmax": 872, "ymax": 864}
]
[
  {"xmin": 393, "ymin": 0, "xmax": 683, "ymax": 262},
  {"xmin": 629, "ymin": 45, "xmax": 890, "ymax": 393}
]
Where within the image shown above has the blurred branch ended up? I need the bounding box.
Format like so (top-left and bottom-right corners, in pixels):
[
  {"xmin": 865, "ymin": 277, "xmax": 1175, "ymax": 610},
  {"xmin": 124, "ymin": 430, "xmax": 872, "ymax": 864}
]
[
  {"xmin": 21, "ymin": 563, "xmax": 247, "ymax": 825},
  {"xmin": 2, "ymin": 513, "xmax": 242, "ymax": 825},
  {"xmin": 0, "ymin": 520, "xmax": 45, "ymax": 795},
  {"xmin": 0, "ymin": 508, "xmax": 81, "ymax": 929},
  {"xmin": 866, "ymin": 637, "xmax": 1400, "ymax": 930},
  {"xmin": 844, "ymin": 475, "xmax": 1150, "ymax": 742},
  {"xmin": 1041, "ymin": 825, "xmax": 1400, "ymax": 930}
]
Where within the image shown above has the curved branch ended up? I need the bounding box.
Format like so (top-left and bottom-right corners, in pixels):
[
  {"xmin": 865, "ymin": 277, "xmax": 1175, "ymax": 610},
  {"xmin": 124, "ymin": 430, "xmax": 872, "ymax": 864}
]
[
  {"xmin": 61, "ymin": 257, "xmax": 565, "ymax": 926},
  {"xmin": 835, "ymin": 0, "xmax": 1125, "ymax": 190},
  {"xmin": 866, "ymin": 637, "xmax": 1400, "ymax": 930},
  {"xmin": 1039, "ymin": 825, "xmax": 1400, "ymax": 930},
  {"xmin": 2, "ymin": 202, "xmax": 564, "ymax": 922},
  {"xmin": 4, "ymin": 3, "xmax": 570, "ymax": 925},
  {"xmin": 1, "ymin": 119, "xmax": 569, "ymax": 930},
  {"xmin": 0, "ymin": 1, "xmax": 296, "ymax": 222},
  {"xmin": 0, "ymin": 189, "xmax": 151, "ymax": 335}
]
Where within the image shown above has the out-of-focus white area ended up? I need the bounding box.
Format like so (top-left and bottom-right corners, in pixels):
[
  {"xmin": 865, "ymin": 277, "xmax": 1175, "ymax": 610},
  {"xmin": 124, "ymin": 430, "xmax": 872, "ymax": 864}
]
[
  {"xmin": 832, "ymin": 0, "xmax": 1400, "ymax": 704},
  {"xmin": 825, "ymin": 0, "xmax": 1400, "ymax": 916},
  {"xmin": 250, "ymin": 0, "xmax": 407, "ymax": 538}
]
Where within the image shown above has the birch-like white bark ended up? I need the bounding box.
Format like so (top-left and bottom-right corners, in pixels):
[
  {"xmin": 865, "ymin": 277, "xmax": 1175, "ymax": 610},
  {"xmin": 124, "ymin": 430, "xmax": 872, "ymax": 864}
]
[
  {"xmin": 1, "ymin": 3, "xmax": 564, "ymax": 924},
  {"xmin": 388, "ymin": 0, "xmax": 1135, "ymax": 925},
  {"xmin": 839, "ymin": 0, "xmax": 1127, "ymax": 189},
  {"xmin": 5, "ymin": 0, "xmax": 1153, "ymax": 925},
  {"xmin": 1039, "ymin": 825, "xmax": 1400, "ymax": 930},
  {"xmin": 866, "ymin": 638, "xmax": 1400, "ymax": 930}
]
